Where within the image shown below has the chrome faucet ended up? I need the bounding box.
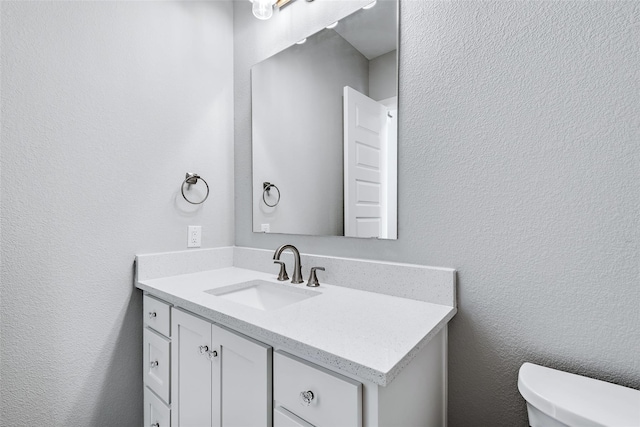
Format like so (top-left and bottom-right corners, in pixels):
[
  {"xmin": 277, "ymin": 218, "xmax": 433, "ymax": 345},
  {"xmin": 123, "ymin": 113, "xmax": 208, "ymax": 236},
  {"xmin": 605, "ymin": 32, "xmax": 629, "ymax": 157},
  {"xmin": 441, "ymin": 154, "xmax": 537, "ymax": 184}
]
[{"xmin": 273, "ymin": 244, "xmax": 303, "ymax": 284}]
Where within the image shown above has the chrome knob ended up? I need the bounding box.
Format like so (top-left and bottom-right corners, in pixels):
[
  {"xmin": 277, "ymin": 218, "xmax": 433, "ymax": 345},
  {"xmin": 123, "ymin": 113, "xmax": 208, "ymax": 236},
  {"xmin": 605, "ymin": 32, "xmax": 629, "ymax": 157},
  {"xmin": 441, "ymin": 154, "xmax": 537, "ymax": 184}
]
[
  {"xmin": 300, "ymin": 390, "xmax": 314, "ymax": 406},
  {"xmin": 148, "ymin": 311, "xmax": 157, "ymax": 319},
  {"xmin": 207, "ymin": 349, "xmax": 218, "ymax": 360},
  {"xmin": 150, "ymin": 360, "xmax": 159, "ymax": 368},
  {"xmin": 151, "ymin": 423, "xmax": 159, "ymax": 427},
  {"xmin": 199, "ymin": 345, "xmax": 209, "ymax": 355}
]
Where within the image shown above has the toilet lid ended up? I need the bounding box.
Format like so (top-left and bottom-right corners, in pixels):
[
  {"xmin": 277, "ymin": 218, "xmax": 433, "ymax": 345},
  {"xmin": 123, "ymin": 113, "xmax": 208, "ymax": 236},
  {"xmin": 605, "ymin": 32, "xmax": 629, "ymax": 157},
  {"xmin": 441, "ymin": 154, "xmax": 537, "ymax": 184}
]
[{"xmin": 518, "ymin": 363, "xmax": 640, "ymax": 427}]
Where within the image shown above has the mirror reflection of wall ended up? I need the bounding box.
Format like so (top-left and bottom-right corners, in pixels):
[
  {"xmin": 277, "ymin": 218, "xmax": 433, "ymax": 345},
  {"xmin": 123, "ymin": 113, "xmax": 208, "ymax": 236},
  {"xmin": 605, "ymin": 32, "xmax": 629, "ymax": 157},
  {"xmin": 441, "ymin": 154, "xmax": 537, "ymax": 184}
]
[{"xmin": 251, "ymin": 0, "xmax": 398, "ymax": 239}]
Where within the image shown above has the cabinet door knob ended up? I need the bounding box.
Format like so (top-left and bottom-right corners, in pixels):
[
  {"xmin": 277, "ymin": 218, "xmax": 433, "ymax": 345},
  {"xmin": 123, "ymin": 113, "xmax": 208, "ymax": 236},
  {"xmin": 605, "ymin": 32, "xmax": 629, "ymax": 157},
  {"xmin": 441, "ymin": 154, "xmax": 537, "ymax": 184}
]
[
  {"xmin": 151, "ymin": 423, "xmax": 160, "ymax": 427},
  {"xmin": 150, "ymin": 360, "xmax": 159, "ymax": 368},
  {"xmin": 300, "ymin": 390, "xmax": 315, "ymax": 406},
  {"xmin": 148, "ymin": 311, "xmax": 157, "ymax": 319},
  {"xmin": 207, "ymin": 349, "xmax": 218, "ymax": 360},
  {"xmin": 199, "ymin": 345, "xmax": 209, "ymax": 355}
]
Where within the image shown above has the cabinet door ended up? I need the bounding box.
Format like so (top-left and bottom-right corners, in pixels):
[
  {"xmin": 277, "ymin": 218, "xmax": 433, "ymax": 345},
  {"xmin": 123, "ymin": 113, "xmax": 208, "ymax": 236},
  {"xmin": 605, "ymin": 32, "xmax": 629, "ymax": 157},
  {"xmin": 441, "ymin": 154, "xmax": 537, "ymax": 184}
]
[
  {"xmin": 143, "ymin": 328, "xmax": 171, "ymax": 404},
  {"xmin": 274, "ymin": 351, "xmax": 361, "ymax": 427},
  {"xmin": 144, "ymin": 386, "xmax": 171, "ymax": 427},
  {"xmin": 274, "ymin": 406, "xmax": 314, "ymax": 427},
  {"xmin": 171, "ymin": 309, "xmax": 212, "ymax": 427},
  {"xmin": 213, "ymin": 324, "xmax": 272, "ymax": 427},
  {"xmin": 143, "ymin": 294, "xmax": 171, "ymax": 337}
]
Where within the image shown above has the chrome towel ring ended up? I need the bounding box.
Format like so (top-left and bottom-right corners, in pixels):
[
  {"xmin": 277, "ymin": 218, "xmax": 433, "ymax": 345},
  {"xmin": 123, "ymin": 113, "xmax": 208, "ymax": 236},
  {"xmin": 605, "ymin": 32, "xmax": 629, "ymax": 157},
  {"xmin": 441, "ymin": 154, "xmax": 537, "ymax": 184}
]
[
  {"xmin": 181, "ymin": 173, "xmax": 210, "ymax": 205},
  {"xmin": 263, "ymin": 182, "xmax": 280, "ymax": 207}
]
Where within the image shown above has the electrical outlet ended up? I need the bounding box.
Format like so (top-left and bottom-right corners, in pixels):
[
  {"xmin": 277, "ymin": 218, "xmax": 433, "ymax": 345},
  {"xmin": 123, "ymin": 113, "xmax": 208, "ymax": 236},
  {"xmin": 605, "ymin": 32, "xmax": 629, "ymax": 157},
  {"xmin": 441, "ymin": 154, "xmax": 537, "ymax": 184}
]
[{"xmin": 188, "ymin": 226, "xmax": 201, "ymax": 248}]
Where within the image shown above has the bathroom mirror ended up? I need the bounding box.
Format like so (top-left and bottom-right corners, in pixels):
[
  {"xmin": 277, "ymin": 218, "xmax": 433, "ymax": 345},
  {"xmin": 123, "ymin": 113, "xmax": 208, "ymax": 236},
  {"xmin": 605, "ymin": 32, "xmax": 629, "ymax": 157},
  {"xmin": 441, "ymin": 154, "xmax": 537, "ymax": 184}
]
[{"xmin": 252, "ymin": 0, "xmax": 398, "ymax": 239}]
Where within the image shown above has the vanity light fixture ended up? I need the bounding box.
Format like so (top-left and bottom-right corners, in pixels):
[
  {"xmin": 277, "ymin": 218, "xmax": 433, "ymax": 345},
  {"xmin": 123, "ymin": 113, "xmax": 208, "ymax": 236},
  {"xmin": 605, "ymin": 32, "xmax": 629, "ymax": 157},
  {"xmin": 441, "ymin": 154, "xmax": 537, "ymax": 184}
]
[
  {"xmin": 251, "ymin": 0, "xmax": 314, "ymax": 20},
  {"xmin": 251, "ymin": 0, "xmax": 277, "ymax": 20},
  {"xmin": 326, "ymin": 21, "xmax": 339, "ymax": 29},
  {"xmin": 362, "ymin": 0, "xmax": 377, "ymax": 10},
  {"xmin": 296, "ymin": 38, "xmax": 307, "ymax": 45}
]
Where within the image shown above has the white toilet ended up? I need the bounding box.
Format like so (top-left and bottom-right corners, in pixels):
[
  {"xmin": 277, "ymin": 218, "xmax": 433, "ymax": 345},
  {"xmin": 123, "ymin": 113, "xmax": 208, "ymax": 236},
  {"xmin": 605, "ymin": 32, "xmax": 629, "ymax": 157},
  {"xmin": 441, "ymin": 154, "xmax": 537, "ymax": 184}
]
[{"xmin": 518, "ymin": 362, "xmax": 640, "ymax": 427}]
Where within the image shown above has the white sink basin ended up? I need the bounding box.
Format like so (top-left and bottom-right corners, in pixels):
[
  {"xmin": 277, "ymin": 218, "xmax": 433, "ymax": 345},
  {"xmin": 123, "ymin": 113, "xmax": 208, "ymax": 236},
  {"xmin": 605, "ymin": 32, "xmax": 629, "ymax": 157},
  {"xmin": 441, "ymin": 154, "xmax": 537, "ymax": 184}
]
[{"xmin": 205, "ymin": 280, "xmax": 320, "ymax": 311}]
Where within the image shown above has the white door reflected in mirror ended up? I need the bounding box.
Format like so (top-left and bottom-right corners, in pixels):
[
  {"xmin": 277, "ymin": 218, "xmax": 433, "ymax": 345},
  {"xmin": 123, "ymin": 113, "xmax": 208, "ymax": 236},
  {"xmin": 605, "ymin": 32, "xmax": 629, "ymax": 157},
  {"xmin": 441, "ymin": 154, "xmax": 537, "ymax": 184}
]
[{"xmin": 343, "ymin": 86, "xmax": 397, "ymax": 239}]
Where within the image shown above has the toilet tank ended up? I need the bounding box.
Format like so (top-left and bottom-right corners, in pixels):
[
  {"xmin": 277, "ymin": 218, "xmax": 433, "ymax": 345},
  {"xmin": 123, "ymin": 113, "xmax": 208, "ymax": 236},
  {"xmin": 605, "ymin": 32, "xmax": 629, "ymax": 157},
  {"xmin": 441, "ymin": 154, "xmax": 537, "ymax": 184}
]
[{"xmin": 518, "ymin": 362, "xmax": 640, "ymax": 427}]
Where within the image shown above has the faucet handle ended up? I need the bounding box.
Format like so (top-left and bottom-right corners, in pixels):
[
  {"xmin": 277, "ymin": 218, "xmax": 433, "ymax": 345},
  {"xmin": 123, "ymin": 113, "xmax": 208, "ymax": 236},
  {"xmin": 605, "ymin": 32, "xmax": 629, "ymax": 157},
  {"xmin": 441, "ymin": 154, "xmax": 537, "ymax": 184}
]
[
  {"xmin": 306, "ymin": 267, "xmax": 325, "ymax": 287},
  {"xmin": 273, "ymin": 260, "xmax": 289, "ymax": 281}
]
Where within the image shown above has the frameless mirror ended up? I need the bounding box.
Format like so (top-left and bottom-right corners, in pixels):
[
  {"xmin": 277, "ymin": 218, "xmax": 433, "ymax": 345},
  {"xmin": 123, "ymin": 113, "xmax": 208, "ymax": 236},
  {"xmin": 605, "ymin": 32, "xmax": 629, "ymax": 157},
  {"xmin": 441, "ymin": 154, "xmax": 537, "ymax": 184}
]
[{"xmin": 252, "ymin": 0, "xmax": 398, "ymax": 239}]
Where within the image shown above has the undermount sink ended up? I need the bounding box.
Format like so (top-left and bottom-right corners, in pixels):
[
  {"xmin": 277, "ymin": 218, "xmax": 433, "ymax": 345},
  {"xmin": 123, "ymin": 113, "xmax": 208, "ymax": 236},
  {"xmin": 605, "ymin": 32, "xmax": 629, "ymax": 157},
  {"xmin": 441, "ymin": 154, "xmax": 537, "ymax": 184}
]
[{"xmin": 205, "ymin": 280, "xmax": 320, "ymax": 311}]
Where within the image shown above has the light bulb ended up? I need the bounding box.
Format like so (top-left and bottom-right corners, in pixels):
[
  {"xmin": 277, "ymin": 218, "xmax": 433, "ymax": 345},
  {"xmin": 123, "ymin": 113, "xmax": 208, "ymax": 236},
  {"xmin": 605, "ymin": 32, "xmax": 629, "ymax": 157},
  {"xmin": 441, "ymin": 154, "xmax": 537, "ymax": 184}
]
[
  {"xmin": 326, "ymin": 21, "xmax": 339, "ymax": 29},
  {"xmin": 252, "ymin": 0, "xmax": 276, "ymax": 20},
  {"xmin": 363, "ymin": 1, "xmax": 376, "ymax": 10},
  {"xmin": 296, "ymin": 38, "xmax": 307, "ymax": 45}
]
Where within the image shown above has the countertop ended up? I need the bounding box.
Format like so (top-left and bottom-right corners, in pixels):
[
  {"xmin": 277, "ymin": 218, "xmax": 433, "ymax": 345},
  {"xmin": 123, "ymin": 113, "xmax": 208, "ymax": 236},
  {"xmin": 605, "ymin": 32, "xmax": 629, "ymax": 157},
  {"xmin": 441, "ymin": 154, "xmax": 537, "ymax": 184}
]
[{"xmin": 136, "ymin": 266, "xmax": 456, "ymax": 386}]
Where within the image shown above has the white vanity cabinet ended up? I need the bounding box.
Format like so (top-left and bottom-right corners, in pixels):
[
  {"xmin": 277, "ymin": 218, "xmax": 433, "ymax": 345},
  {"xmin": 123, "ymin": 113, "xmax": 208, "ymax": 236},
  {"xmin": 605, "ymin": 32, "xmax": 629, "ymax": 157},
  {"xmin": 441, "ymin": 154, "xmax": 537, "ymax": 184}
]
[
  {"xmin": 136, "ymin": 251, "xmax": 455, "ymax": 427},
  {"xmin": 170, "ymin": 307, "xmax": 272, "ymax": 427},
  {"xmin": 141, "ymin": 293, "xmax": 449, "ymax": 427}
]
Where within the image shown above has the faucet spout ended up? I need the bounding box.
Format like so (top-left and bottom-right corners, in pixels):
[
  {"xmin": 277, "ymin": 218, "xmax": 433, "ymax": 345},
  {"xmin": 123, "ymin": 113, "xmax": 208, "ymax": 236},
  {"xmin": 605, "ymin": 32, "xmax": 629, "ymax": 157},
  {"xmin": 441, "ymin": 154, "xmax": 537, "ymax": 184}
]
[{"xmin": 273, "ymin": 244, "xmax": 303, "ymax": 284}]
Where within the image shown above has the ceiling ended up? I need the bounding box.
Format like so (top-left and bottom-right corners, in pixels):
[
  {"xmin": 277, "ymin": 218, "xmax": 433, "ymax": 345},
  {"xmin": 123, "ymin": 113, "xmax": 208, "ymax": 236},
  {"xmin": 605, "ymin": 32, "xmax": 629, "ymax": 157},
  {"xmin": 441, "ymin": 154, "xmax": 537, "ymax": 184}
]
[{"xmin": 333, "ymin": 0, "xmax": 397, "ymax": 60}]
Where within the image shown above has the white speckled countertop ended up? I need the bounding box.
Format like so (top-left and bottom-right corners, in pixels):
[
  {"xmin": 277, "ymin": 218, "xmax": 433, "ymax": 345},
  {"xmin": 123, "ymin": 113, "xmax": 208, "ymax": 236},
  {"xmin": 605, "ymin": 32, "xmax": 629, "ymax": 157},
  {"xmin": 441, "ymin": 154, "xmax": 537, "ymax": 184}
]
[{"xmin": 136, "ymin": 264, "xmax": 456, "ymax": 386}]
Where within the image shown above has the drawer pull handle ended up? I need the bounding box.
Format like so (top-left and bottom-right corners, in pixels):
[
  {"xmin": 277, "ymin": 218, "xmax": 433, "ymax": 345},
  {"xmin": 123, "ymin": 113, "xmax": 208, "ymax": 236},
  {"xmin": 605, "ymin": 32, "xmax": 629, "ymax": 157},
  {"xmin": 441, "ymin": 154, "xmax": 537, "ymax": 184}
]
[
  {"xmin": 150, "ymin": 360, "xmax": 159, "ymax": 368},
  {"xmin": 148, "ymin": 311, "xmax": 157, "ymax": 319},
  {"xmin": 199, "ymin": 345, "xmax": 209, "ymax": 355},
  {"xmin": 300, "ymin": 390, "xmax": 315, "ymax": 406}
]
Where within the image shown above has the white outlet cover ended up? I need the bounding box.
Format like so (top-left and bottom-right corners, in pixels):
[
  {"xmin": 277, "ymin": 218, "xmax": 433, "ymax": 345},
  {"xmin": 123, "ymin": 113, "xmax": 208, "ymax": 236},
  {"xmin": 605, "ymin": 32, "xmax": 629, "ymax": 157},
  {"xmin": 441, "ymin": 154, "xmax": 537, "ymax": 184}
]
[{"xmin": 188, "ymin": 226, "xmax": 201, "ymax": 248}]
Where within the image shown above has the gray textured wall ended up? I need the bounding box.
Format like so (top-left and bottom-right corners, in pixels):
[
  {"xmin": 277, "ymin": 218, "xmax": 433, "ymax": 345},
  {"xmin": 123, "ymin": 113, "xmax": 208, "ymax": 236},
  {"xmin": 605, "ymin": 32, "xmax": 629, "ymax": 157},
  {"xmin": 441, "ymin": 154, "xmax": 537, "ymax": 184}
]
[
  {"xmin": 235, "ymin": 1, "xmax": 640, "ymax": 425},
  {"xmin": 369, "ymin": 50, "xmax": 397, "ymax": 102},
  {"xmin": 1, "ymin": 1, "xmax": 234, "ymax": 425}
]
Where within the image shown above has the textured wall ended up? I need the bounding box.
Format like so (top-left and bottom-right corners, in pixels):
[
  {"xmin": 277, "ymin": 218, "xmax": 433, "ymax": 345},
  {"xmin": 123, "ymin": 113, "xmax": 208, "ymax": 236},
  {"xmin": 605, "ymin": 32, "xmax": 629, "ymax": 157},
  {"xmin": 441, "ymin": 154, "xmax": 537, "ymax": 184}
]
[
  {"xmin": 235, "ymin": 1, "xmax": 640, "ymax": 425},
  {"xmin": 1, "ymin": 1, "xmax": 234, "ymax": 425}
]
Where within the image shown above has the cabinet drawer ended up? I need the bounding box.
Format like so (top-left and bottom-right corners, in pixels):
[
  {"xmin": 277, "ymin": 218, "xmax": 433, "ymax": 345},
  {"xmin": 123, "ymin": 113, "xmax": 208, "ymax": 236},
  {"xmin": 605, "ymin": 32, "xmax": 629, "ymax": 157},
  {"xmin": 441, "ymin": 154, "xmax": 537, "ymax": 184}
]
[
  {"xmin": 144, "ymin": 294, "xmax": 171, "ymax": 337},
  {"xmin": 144, "ymin": 328, "xmax": 171, "ymax": 404},
  {"xmin": 274, "ymin": 351, "xmax": 362, "ymax": 427},
  {"xmin": 144, "ymin": 386, "xmax": 171, "ymax": 427},
  {"xmin": 274, "ymin": 406, "xmax": 314, "ymax": 427}
]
